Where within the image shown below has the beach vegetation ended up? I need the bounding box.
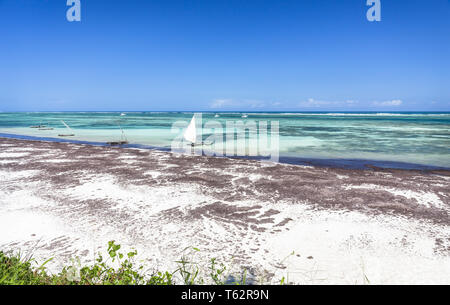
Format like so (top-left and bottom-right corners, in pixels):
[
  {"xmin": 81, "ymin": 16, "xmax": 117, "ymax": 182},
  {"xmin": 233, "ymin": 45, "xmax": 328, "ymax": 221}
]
[{"xmin": 0, "ymin": 241, "xmax": 251, "ymax": 285}]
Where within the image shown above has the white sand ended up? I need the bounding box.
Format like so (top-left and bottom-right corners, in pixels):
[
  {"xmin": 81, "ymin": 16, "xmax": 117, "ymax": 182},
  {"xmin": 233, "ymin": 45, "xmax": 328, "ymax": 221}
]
[
  {"xmin": 344, "ymin": 183, "xmax": 448, "ymax": 212},
  {"xmin": 0, "ymin": 140, "xmax": 449, "ymax": 285}
]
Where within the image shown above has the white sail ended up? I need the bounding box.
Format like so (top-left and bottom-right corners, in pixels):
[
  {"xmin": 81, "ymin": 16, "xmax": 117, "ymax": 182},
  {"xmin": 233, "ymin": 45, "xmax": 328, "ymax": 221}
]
[{"xmin": 184, "ymin": 115, "xmax": 197, "ymax": 144}]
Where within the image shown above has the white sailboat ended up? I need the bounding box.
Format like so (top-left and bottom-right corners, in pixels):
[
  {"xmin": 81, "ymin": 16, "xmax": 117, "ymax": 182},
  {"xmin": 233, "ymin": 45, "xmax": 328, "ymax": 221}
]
[
  {"xmin": 58, "ymin": 120, "xmax": 75, "ymax": 137},
  {"xmin": 242, "ymin": 114, "xmax": 248, "ymax": 118},
  {"xmin": 184, "ymin": 115, "xmax": 197, "ymax": 146},
  {"xmin": 183, "ymin": 114, "xmax": 213, "ymax": 147}
]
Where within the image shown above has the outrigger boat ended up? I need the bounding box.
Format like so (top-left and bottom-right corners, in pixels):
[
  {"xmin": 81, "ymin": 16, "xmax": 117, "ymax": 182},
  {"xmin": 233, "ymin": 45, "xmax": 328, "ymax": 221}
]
[
  {"xmin": 38, "ymin": 123, "xmax": 53, "ymax": 130},
  {"xmin": 30, "ymin": 122, "xmax": 46, "ymax": 128},
  {"xmin": 58, "ymin": 120, "xmax": 75, "ymax": 137},
  {"xmin": 107, "ymin": 124, "xmax": 129, "ymax": 146}
]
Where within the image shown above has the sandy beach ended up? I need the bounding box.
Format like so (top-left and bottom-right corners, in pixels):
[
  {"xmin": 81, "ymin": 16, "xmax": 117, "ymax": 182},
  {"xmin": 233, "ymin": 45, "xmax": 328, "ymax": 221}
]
[{"xmin": 0, "ymin": 137, "xmax": 449, "ymax": 284}]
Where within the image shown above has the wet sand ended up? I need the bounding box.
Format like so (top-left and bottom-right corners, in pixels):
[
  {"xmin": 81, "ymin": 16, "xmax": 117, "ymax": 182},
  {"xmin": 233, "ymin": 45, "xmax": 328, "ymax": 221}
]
[{"xmin": 0, "ymin": 137, "xmax": 449, "ymax": 284}]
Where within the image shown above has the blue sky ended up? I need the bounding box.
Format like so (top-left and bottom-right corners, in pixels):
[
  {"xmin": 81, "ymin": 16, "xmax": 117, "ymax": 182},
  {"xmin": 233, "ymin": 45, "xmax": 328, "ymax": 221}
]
[{"xmin": 0, "ymin": 0, "xmax": 449, "ymax": 111}]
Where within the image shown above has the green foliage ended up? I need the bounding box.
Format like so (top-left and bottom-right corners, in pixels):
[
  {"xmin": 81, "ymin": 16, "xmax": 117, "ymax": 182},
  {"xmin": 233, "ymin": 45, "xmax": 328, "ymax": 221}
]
[
  {"xmin": 0, "ymin": 241, "xmax": 279, "ymax": 285},
  {"xmin": 0, "ymin": 241, "xmax": 172, "ymax": 285},
  {"xmin": 209, "ymin": 257, "xmax": 227, "ymax": 285},
  {"xmin": 0, "ymin": 251, "xmax": 46, "ymax": 285},
  {"xmin": 175, "ymin": 247, "xmax": 203, "ymax": 285}
]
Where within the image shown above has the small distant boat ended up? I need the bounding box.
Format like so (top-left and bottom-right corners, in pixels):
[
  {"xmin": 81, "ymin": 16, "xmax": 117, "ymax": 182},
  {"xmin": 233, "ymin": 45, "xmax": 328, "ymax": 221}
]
[
  {"xmin": 120, "ymin": 113, "xmax": 126, "ymax": 116},
  {"xmin": 214, "ymin": 114, "xmax": 220, "ymax": 118},
  {"xmin": 242, "ymin": 114, "xmax": 248, "ymax": 118},
  {"xmin": 184, "ymin": 115, "xmax": 197, "ymax": 146},
  {"xmin": 58, "ymin": 120, "xmax": 75, "ymax": 137},
  {"xmin": 107, "ymin": 140, "xmax": 128, "ymax": 145},
  {"xmin": 107, "ymin": 124, "xmax": 129, "ymax": 146},
  {"xmin": 39, "ymin": 122, "xmax": 53, "ymax": 130},
  {"xmin": 30, "ymin": 122, "xmax": 46, "ymax": 128},
  {"xmin": 183, "ymin": 114, "xmax": 212, "ymax": 147}
]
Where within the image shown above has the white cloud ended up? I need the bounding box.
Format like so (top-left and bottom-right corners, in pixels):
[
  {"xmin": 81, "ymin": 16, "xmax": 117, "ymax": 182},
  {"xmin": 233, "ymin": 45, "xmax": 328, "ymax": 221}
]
[
  {"xmin": 210, "ymin": 99, "xmax": 234, "ymax": 109},
  {"xmin": 299, "ymin": 98, "xmax": 334, "ymax": 108},
  {"xmin": 244, "ymin": 99, "xmax": 266, "ymax": 108},
  {"xmin": 210, "ymin": 98, "xmax": 267, "ymax": 109},
  {"xmin": 372, "ymin": 99, "xmax": 403, "ymax": 106},
  {"xmin": 298, "ymin": 98, "xmax": 359, "ymax": 108}
]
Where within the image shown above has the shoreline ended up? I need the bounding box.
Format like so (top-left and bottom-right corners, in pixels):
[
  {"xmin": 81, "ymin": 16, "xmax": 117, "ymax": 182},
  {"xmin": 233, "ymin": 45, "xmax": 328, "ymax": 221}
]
[
  {"xmin": 1, "ymin": 133, "xmax": 449, "ymax": 171},
  {"xmin": 0, "ymin": 137, "xmax": 449, "ymax": 284}
]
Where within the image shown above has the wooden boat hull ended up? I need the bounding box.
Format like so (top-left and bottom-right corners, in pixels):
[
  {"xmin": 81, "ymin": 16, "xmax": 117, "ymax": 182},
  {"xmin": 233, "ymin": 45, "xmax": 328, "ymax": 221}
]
[
  {"xmin": 107, "ymin": 141, "xmax": 129, "ymax": 145},
  {"xmin": 190, "ymin": 141, "xmax": 213, "ymax": 147}
]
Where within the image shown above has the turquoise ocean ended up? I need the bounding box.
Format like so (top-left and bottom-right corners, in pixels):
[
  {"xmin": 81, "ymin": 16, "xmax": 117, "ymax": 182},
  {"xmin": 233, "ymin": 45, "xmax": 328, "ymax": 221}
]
[{"xmin": 0, "ymin": 112, "xmax": 449, "ymax": 169}]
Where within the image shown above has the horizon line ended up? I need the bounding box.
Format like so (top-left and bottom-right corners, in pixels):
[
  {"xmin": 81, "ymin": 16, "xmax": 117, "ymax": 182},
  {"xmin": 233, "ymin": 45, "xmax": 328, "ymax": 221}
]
[{"xmin": 2, "ymin": 110, "xmax": 450, "ymax": 113}]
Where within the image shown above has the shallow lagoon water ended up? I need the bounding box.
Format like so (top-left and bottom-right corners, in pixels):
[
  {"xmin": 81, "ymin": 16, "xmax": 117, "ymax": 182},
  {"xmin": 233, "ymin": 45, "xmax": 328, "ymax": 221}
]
[{"xmin": 0, "ymin": 112, "xmax": 449, "ymax": 169}]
